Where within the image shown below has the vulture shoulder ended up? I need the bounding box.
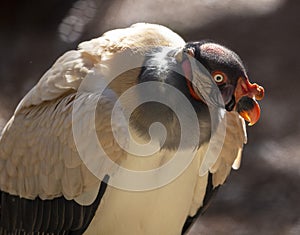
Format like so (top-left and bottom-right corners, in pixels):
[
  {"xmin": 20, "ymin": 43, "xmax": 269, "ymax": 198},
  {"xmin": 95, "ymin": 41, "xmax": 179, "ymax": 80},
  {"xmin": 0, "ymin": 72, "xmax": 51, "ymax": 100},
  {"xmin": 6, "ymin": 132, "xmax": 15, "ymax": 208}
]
[{"xmin": 0, "ymin": 22, "xmax": 185, "ymax": 200}]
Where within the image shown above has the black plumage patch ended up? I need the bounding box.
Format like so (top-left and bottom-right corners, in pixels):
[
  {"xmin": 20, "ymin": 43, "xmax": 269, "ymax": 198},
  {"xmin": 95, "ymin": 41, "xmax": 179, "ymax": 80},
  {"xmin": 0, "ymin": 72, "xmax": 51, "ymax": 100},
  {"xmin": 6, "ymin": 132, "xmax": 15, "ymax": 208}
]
[
  {"xmin": 0, "ymin": 175, "xmax": 109, "ymax": 235},
  {"xmin": 132, "ymin": 47, "xmax": 212, "ymax": 150},
  {"xmin": 236, "ymin": 96, "xmax": 256, "ymax": 113},
  {"xmin": 225, "ymin": 95, "xmax": 236, "ymax": 111},
  {"xmin": 181, "ymin": 173, "xmax": 220, "ymax": 235}
]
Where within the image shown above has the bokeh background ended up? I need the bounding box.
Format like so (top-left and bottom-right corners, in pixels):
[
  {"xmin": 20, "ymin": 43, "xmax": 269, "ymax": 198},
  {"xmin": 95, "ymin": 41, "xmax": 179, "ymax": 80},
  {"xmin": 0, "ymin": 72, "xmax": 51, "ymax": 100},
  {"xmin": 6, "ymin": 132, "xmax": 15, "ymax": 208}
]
[{"xmin": 1, "ymin": 0, "xmax": 299, "ymax": 234}]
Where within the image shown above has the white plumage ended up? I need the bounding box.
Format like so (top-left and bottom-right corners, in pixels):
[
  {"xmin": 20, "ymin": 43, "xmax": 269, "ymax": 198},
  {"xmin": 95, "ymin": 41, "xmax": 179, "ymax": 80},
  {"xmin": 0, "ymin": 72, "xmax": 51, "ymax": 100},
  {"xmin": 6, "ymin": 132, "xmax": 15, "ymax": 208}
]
[{"xmin": 0, "ymin": 23, "xmax": 250, "ymax": 235}]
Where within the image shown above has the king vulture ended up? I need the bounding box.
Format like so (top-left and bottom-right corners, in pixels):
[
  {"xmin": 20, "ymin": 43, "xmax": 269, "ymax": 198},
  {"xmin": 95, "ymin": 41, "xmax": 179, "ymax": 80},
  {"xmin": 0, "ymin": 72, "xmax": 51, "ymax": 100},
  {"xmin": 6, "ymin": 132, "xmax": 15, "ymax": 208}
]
[{"xmin": 0, "ymin": 23, "xmax": 264, "ymax": 235}]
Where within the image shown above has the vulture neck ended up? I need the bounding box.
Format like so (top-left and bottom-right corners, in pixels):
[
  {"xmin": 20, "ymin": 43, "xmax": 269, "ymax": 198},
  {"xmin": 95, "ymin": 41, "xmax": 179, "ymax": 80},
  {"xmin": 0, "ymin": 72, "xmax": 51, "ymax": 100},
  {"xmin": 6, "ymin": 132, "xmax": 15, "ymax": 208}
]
[{"xmin": 128, "ymin": 47, "xmax": 212, "ymax": 151}]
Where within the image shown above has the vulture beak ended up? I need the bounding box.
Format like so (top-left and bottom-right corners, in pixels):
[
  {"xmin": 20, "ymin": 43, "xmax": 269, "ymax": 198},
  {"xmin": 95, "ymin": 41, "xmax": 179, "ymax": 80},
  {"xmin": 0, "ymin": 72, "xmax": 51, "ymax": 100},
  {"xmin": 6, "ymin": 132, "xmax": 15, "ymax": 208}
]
[{"xmin": 235, "ymin": 77, "xmax": 265, "ymax": 125}]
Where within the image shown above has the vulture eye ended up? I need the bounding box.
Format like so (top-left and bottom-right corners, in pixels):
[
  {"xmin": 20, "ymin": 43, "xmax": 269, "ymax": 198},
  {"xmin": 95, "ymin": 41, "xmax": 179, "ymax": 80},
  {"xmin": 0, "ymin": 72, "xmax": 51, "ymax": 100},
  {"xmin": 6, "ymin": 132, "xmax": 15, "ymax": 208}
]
[{"xmin": 212, "ymin": 71, "xmax": 227, "ymax": 84}]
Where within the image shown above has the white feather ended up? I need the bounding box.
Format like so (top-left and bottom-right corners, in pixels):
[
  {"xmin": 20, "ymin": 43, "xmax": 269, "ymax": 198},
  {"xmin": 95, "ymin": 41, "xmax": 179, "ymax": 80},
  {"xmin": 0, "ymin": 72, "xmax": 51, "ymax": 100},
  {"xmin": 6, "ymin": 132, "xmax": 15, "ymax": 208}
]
[{"xmin": 0, "ymin": 23, "xmax": 248, "ymax": 234}]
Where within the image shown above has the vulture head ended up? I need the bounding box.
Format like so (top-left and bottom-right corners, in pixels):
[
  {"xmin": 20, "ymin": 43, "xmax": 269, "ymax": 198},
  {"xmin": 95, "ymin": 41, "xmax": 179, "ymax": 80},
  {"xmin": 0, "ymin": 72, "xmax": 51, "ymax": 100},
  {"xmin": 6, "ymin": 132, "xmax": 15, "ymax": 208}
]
[
  {"xmin": 130, "ymin": 40, "xmax": 264, "ymax": 150},
  {"xmin": 181, "ymin": 41, "xmax": 264, "ymax": 125}
]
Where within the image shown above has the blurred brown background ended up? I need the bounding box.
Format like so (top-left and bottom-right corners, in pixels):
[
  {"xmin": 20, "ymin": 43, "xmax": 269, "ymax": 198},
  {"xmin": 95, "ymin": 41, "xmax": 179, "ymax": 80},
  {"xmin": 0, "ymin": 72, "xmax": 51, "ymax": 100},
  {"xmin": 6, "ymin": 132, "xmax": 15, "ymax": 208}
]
[{"xmin": 1, "ymin": 0, "xmax": 299, "ymax": 234}]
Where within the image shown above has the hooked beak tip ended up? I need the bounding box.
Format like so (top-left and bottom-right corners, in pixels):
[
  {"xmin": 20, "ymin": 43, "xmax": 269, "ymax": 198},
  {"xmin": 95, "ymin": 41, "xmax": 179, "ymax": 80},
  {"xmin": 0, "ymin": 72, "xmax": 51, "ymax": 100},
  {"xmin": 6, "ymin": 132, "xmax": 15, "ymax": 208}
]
[
  {"xmin": 237, "ymin": 97, "xmax": 261, "ymax": 126},
  {"xmin": 234, "ymin": 77, "xmax": 264, "ymax": 125}
]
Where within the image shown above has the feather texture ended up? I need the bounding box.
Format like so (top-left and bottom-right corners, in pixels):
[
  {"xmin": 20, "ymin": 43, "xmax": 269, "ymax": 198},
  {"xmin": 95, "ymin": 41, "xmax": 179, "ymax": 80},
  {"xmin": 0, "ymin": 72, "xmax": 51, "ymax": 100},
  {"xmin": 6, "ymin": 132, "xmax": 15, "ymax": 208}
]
[
  {"xmin": 0, "ymin": 23, "xmax": 248, "ymax": 235},
  {"xmin": 0, "ymin": 175, "xmax": 109, "ymax": 235}
]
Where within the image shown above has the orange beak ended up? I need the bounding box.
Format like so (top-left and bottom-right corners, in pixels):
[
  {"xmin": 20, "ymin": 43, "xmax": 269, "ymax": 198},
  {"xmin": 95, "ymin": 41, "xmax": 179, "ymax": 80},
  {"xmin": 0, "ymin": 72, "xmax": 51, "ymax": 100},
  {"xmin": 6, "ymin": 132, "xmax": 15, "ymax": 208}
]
[
  {"xmin": 238, "ymin": 99, "xmax": 261, "ymax": 126},
  {"xmin": 235, "ymin": 77, "xmax": 265, "ymax": 125}
]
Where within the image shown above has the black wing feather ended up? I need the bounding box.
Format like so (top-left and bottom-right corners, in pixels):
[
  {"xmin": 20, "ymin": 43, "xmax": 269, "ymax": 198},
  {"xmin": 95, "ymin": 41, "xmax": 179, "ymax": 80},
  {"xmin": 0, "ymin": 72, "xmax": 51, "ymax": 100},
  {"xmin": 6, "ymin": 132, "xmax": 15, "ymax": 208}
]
[
  {"xmin": 181, "ymin": 173, "xmax": 220, "ymax": 235},
  {"xmin": 0, "ymin": 175, "xmax": 109, "ymax": 235},
  {"xmin": 70, "ymin": 174, "xmax": 109, "ymax": 235},
  {"xmin": 39, "ymin": 199, "xmax": 52, "ymax": 232},
  {"xmin": 33, "ymin": 197, "xmax": 44, "ymax": 231},
  {"xmin": 55, "ymin": 196, "xmax": 66, "ymax": 233},
  {"xmin": 48, "ymin": 196, "xmax": 59, "ymax": 233}
]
